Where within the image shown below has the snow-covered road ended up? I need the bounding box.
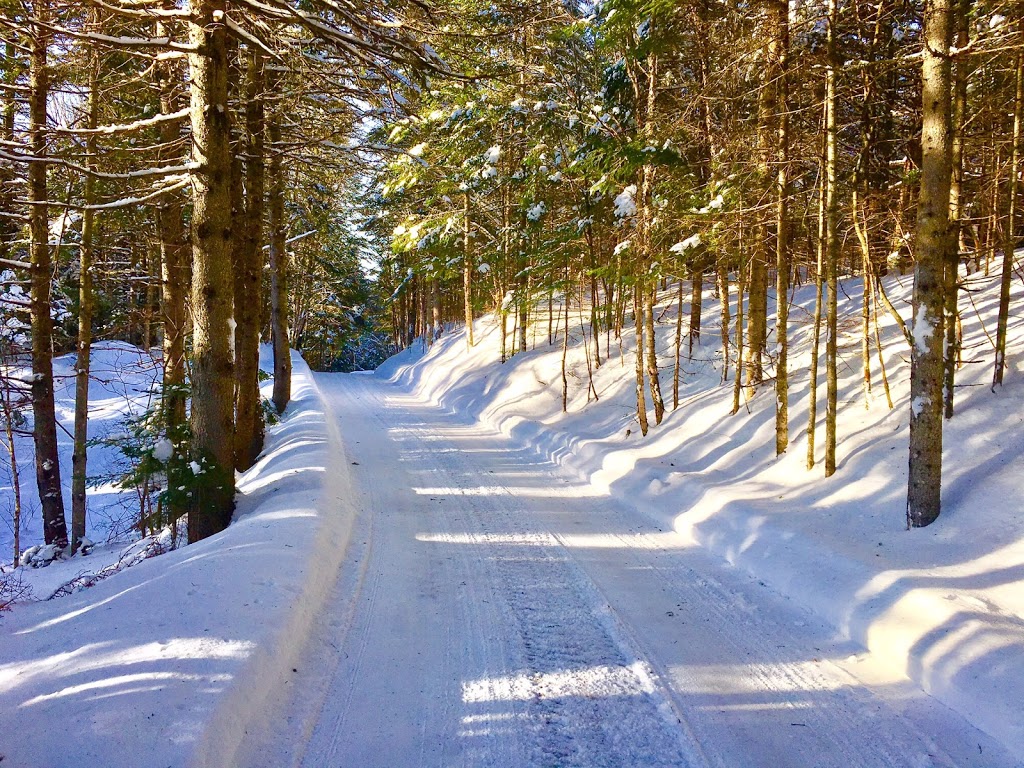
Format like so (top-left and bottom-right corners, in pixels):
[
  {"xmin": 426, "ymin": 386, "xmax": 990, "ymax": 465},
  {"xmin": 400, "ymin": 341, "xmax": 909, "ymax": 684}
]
[{"xmin": 239, "ymin": 373, "xmax": 1014, "ymax": 768}]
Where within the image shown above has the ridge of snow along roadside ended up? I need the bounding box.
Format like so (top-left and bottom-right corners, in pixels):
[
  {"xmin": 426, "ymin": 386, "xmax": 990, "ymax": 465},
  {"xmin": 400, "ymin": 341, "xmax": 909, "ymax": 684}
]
[
  {"xmin": 0, "ymin": 351, "xmax": 358, "ymax": 768},
  {"xmin": 375, "ymin": 273, "xmax": 1024, "ymax": 759}
]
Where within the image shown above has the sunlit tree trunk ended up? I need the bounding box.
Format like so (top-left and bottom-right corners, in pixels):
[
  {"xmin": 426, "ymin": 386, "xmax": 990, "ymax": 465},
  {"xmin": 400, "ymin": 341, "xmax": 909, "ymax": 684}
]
[
  {"xmin": 718, "ymin": 263, "xmax": 731, "ymax": 383},
  {"xmin": 808, "ymin": 110, "xmax": 827, "ymax": 470},
  {"xmin": 944, "ymin": 0, "xmax": 971, "ymax": 416},
  {"xmin": 907, "ymin": 0, "xmax": 955, "ymax": 528},
  {"xmin": 634, "ymin": 283, "xmax": 649, "ymax": 435},
  {"xmin": 824, "ymin": 0, "xmax": 840, "ymax": 478},
  {"xmin": 772, "ymin": 0, "xmax": 790, "ymax": 455}
]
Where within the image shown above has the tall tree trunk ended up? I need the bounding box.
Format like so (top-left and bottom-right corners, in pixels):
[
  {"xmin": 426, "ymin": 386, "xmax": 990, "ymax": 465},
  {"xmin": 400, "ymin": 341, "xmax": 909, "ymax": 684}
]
[
  {"xmin": 824, "ymin": 0, "xmax": 840, "ymax": 478},
  {"xmin": 808, "ymin": 107, "xmax": 828, "ymax": 470},
  {"xmin": 718, "ymin": 262, "xmax": 731, "ymax": 383},
  {"xmin": 267, "ymin": 67, "xmax": 291, "ymax": 414},
  {"xmin": 773, "ymin": 0, "xmax": 791, "ymax": 455},
  {"xmin": 732, "ymin": 256, "xmax": 746, "ymax": 415},
  {"xmin": 634, "ymin": 283, "xmax": 648, "ymax": 435},
  {"xmin": 156, "ymin": 3, "xmax": 188, "ymax": 525},
  {"xmin": 234, "ymin": 49, "xmax": 266, "ymax": 471},
  {"xmin": 72, "ymin": 16, "xmax": 100, "ymax": 551},
  {"xmin": 944, "ymin": 0, "xmax": 971, "ymax": 416},
  {"xmin": 187, "ymin": 0, "xmax": 236, "ymax": 541},
  {"xmin": 636, "ymin": 52, "xmax": 664, "ymax": 425},
  {"xmin": 993, "ymin": 50, "xmax": 1022, "ymax": 388},
  {"xmin": 645, "ymin": 283, "xmax": 664, "ymax": 424},
  {"xmin": 907, "ymin": 0, "xmax": 955, "ymax": 528},
  {"xmin": 673, "ymin": 277, "xmax": 684, "ymax": 409},
  {"xmin": 747, "ymin": 25, "xmax": 775, "ymax": 395},
  {"xmin": 463, "ymin": 192, "xmax": 474, "ymax": 347},
  {"xmin": 28, "ymin": 0, "xmax": 67, "ymax": 548}
]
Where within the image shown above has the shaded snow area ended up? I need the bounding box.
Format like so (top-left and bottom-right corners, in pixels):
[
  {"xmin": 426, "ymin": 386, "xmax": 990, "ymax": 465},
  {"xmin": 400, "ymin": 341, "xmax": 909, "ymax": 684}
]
[
  {"xmin": 1, "ymin": 266, "xmax": 1022, "ymax": 768},
  {"xmin": 0, "ymin": 351, "xmax": 357, "ymax": 767}
]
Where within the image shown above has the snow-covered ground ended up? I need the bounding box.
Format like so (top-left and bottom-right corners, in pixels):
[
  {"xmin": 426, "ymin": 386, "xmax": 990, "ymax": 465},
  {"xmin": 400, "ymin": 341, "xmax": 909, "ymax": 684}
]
[
  {"xmin": 365, "ymin": 265, "xmax": 1024, "ymax": 760},
  {"xmin": 237, "ymin": 371, "xmax": 1019, "ymax": 768},
  {"xmin": 1, "ymin": 264, "xmax": 1022, "ymax": 766},
  {"xmin": 0, "ymin": 351, "xmax": 358, "ymax": 767}
]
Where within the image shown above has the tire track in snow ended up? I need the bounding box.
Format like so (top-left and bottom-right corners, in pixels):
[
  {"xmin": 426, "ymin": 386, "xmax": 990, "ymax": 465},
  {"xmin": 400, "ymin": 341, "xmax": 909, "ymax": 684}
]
[
  {"xmin": 380, "ymin": 377, "xmax": 977, "ymax": 768},
  {"xmin": 569, "ymin": 526, "xmax": 963, "ymax": 768},
  {"xmin": 395, "ymin": 404, "xmax": 709, "ymax": 768}
]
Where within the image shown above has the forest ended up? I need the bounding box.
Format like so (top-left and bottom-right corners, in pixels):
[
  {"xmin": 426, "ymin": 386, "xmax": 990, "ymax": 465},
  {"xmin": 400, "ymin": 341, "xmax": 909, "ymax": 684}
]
[{"xmin": 0, "ymin": 0, "xmax": 1021, "ymax": 566}]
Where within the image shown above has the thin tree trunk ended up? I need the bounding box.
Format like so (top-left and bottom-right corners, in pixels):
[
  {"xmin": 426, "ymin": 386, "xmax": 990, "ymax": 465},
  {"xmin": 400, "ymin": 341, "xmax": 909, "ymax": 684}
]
[
  {"xmin": 634, "ymin": 282, "xmax": 648, "ymax": 435},
  {"xmin": 944, "ymin": 0, "xmax": 970, "ymax": 417},
  {"xmin": 267, "ymin": 69, "xmax": 291, "ymax": 414},
  {"xmin": 586, "ymin": 218, "xmax": 601, "ymax": 368},
  {"xmin": 852, "ymin": 188, "xmax": 873, "ymax": 407},
  {"xmin": 718, "ymin": 263, "xmax": 731, "ymax": 384},
  {"xmin": 773, "ymin": 0, "xmax": 790, "ymax": 455},
  {"xmin": 825, "ymin": 0, "xmax": 840, "ymax": 478},
  {"xmin": 463, "ymin": 192, "xmax": 474, "ymax": 347},
  {"xmin": 907, "ymin": 0, "xmax": 955, "ymax": 528},
  {"xmin": 28, "ymin": 0, "xmax": 67, "ymax": 548},
  {"xmin": 732, "ymin": 257, "xmax": 746, "ymax": 415},
  {"xmin": 645, "ymin": 283, "xmax": 664, "ymax": 425},
  {"xmin": 993, "ymin": 50, "xmax": 1022, "ymax": 388},
  {"xmin": 156, "ymin": 3, "xmax": 188, "ymax": 525},
  {"xmin": 562, "ymin": 262, "xmax": 570, "ymax": 412},
  {"xmin": 188, "ymin": 0, "xmax": 236, "ymax": 541},
  {"xmin": 808, "ymin": 171, "xmax": 826, "ymax": 470},
  {"xmin": 689, "ymin": 268, "xmax": 703, "ymax": 358},
  {"xmin": 870, "ymin": 274, "xmax": 895, "ymax": 409},
  {"xmin": 1, "ymin": 378, "xmax": 23, "ymax": 562},
  {"xmin": 72, "ymin": 18, "xmax": 100, "ymax": 550},
  {"xmin": 987, "ymin": 149, "xmax": 1000, "ymax": 276},
  {"xmin": 673, "ymin": 277, "xmax": 684, "ymax": 409}
]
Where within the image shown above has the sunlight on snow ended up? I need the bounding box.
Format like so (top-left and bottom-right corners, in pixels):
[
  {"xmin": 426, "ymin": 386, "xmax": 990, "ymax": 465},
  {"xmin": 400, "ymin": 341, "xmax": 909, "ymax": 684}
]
[
  {"xmin": 669, "ymin": 661, "xmax": 850, "ymax": 695},
  {"xmin": 13, "ymin": 583, "xmax": 149, "ymax": 635},
  {"xmin": 0, "ymin": 638, "xmax": 255, "ymax": 697},
  {"xmin": 411, "ymin": 484, "xmax": 602, "ymax": 499},
  {"xmin": 20, "ymin": 671, "xmax": 233, "ymax": 707},
  {"xmin": 461, "ymin": 661, "xmax": 656, "ymax": 704},
  {"xmin": 415, "ymin": 531, "xmax": 686, "ymax": 550}
]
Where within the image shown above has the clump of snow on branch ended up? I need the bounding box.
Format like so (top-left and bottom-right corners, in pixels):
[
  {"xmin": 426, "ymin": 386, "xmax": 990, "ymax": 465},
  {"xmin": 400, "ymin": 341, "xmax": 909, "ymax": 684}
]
[
  {"xmin": 614, "ymin": 185, "xmax": 637, "ymax": 219},
  {"xmin": 670, "ymin": 234, "xmax": 701, "ymax": 254}
]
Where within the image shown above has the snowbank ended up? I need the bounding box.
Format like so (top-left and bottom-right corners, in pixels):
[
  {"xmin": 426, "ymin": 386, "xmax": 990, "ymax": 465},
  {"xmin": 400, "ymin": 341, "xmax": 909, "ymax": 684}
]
[
  {"xmin": 0, "ymin": 351, "xmax": 357, "ymax": 768},
  {"xmin": 377, "ymin": 268, "xmax": 1024, "ymax": 758}
]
